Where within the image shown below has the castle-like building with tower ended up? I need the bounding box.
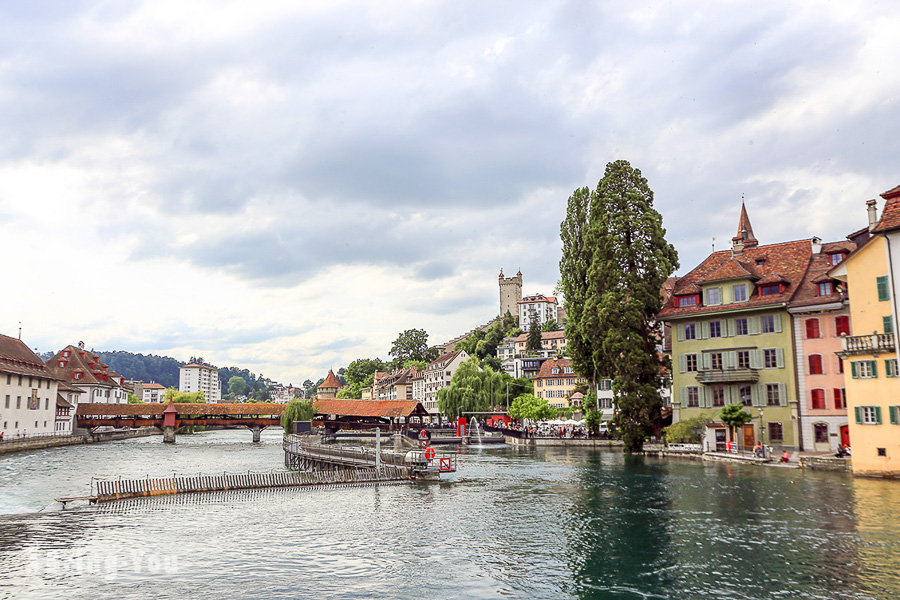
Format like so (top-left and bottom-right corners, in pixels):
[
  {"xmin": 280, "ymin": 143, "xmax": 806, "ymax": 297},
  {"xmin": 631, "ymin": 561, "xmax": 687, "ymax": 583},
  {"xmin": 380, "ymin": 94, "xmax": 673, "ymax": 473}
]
[{"xmin": 498, "ymin": 269, "xmax": 523, "ymax": 318}]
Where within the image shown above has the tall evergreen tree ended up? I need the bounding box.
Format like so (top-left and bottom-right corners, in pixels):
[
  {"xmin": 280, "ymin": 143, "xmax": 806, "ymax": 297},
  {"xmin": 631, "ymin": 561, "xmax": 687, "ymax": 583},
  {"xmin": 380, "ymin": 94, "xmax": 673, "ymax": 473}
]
[{"xmin": 560, "ymin": 160, "xmax": 678, "ymax": 452}]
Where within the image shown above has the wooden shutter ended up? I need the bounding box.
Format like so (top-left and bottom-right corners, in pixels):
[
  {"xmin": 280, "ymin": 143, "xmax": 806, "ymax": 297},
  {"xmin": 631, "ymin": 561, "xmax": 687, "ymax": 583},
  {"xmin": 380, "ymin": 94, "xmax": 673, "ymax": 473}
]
[
  {"xmin": 871, "ymin": 360, "xmax": 878, "ymax": 378},
  {"xmin": 749, "ymin": 316, "xmax": 761, "ymax": 335},
  {"xmin": 700, "ymin": 353, "xmax": 712, "ymax": 370},
  {"xmin": 875, "ymin": 406, "xmax": 883, "ymax": 424},
  {"xmin": 778, "ymin": 382, "xmax": 787, "ymax": 406},
  {"xmin": 890, "ymin": 405, "xmax": 899, "ymax": 425},
  {"xmin": 773, "ymin": 314, "xmax": 782, "ymax": 333},
  {"xmin": 883, "ymin": 315, "xmax": 894, "ymax": 334},
  {"xmin": 749, "ymin": 350, "xmax": 764, "ymax": 369},
  {"xmin": 886, "ymin": 359, "xmax": 895, "ymax": 378},
  {"xmin": 851, "ymin": 361, "xmax": 858, "ymax": 379},
  {"xmin": 754, "ymin": 383, "xmax": 765, "ymax": 407},
  {"xmin": 855, "ymin": 406, "xmax": 862, "ymax": 424},
  {"xmin": 775, "ymin": 348, "xmax": 785, "ymax": 369},
  {"xmin": 725, "ymin": 351, "xmax": 736, "ymax": 369},
  {"xmin": 679, "ymin": 354, "xmax": 687, "ymax": 373},
  {"xmin": 677, "ymin": 324, "xmax": 684, "ymax": 342},
  {"xmin": 877, "ymin": 276, "xmax": 889, "ymax": 301},
  {"xmin": 680, "ymin": 387, "xmax": 687, "ymax": 405},
  {"xmin": 726, "ymin": 319, "xmax": 736, "ymax": 337},
  {"xmin": 700, "ymin": 321, "xmax": 709, "ymax": 339}
]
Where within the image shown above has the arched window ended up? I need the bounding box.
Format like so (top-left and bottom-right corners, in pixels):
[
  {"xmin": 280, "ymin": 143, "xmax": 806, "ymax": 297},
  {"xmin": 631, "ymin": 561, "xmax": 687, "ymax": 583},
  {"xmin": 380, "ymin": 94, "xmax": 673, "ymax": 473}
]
[{"xmin": 814, "ymin": 423, "xmax": 829, "ymax": 443}]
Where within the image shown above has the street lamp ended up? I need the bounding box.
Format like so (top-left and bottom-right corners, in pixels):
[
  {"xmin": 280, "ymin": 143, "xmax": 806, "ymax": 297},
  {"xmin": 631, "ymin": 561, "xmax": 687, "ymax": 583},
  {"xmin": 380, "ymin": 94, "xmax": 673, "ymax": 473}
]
[{"xmin": 758, "ymin": 407, "xmax": 766, "ymax": 458}]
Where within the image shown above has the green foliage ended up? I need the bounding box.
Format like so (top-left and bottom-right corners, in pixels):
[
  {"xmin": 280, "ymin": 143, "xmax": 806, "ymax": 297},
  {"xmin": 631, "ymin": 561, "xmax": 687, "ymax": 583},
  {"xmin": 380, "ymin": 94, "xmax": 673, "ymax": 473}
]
[
  {"xmin": 389, "ymin": 329, "xmax": 436, "ymax": 366},
  {"xmin": 541, "ymin": 319, "xmax": 561, "ymax": 332},
  {"xmin": 437, "ymin": 357, "xmax": 506, "ymax": 420},
  {"xmin": 127, "ymin": 393, "xmax": 143, "ymax": 404},
  {"xmin": 507, "ymin": 394, "xmax": 557, "ymax": 423},
  {"xmin": 664, "ymin": 413, "xmax": 713, "ymax": 444},
  {"xmin": 525, "ymin": 312, "xmax": 542, "ymax": 352},
  {"xmin": 502, "ymin": 310, "xmax": 518, "ymax": 331},
  {"xmin": 720, "ymin": 403, "xmax": 753, "ymax": 441},
  {"xmin": 228, "ymin": 376, "xmax": 250, "ymax": 397},
  {"xmin": 560, "ymin": 160, "xmax": 678, "ymax": 452},
  {"xmin": 402, "ymin": 359, "xmax": 426, "ymax": 371},
  {"xmin": 281, "ymin": 400, "xmax": 316, "ymax": 433},
  {"xmin": 583, "ymin": 407, "xmax": 602, "ymax": 434},
  {"xmin": 166, "ymin": 389, "xmax": 206, "ymax": 403},
  {"xmin": 481, "ymin": 355, "xmax": 502, "ymax": 372},
  {"xmin": 95, "ymin": 350, "xmax": 182, "ymax": 388}
]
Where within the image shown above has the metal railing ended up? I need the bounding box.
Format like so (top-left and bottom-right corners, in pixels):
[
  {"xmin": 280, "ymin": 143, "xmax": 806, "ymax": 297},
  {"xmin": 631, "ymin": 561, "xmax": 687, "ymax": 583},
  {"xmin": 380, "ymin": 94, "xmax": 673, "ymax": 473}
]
[
  {"xmin": 284, "ymin": 434, "xmax": 457, "ymax": 473},
  {"xmin": 0, "ymin": 431, "xmax": 76, "ymax": 443}
]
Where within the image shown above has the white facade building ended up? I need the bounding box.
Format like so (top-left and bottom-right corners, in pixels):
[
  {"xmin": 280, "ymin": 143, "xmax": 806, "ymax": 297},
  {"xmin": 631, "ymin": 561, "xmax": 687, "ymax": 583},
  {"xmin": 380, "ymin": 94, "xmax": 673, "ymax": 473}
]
[
  {"xmin": 1, "ymin": 334, "xmax": 61, "ymax": 438},
  {"xmin": 46, "ymin": 343, "xmax": 131, "ymax": 406},
  {"xmin": 142, "ymin": 382, "xmax": 168, "ymax": 403},
  {"xmin": 518, "ymin": 294, "xmax": 559, "ymax": 331},
  {"xmin": 179, "ymin": 363, "xmax": 221, "ymax": 403},
  {"xmin": 424, "ymin": 350, "xmax": 469, "ymax": 415}
]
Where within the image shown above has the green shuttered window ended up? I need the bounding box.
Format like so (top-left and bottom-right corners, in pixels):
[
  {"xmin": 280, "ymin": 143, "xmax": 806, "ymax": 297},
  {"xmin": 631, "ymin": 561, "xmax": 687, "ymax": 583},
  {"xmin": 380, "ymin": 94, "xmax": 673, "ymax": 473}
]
[{"xmin": 877, "ymin": 276, "xmax": 889, "ymax": 301}]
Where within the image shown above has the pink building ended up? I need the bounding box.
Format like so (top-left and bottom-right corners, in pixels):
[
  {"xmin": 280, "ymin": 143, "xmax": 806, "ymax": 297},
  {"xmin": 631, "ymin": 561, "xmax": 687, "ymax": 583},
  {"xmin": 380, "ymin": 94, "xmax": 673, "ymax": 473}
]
[{"xmin": 788, "ymin": 239, "xmax": 854, "ymax": 452}]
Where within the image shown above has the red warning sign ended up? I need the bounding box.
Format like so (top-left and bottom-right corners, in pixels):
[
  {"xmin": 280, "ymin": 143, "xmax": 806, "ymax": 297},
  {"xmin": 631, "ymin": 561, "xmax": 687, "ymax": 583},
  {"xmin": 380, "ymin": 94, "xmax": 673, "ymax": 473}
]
[
  {"xmin": 424, "ymin": 446, "xmax": 436, "ymax": 461},
  {"xmin": 439, "ymin": 457, "xmax": 452, "ymax": 471}
]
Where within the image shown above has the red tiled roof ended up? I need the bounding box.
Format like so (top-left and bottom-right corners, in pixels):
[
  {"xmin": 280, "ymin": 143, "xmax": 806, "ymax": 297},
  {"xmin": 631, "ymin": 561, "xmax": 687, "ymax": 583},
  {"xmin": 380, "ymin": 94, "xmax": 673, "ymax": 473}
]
[
  {"xmin": 312, "ymin": 398, "xmax": 427, "ymax": 419},
  {"xmin": 518, "ymin": 295, "xmax": 557, "ymax": 304},
  {"xmin": 427, "ymin": 349, "xmax": 466, "ymax": 370},
  {"xmin": 45, "ymin": 345, "xmax": 128, "ymax": 389},
  {"xmin": 660, "ymin": 239, "xmax": 814, "ymax": 319},
  {"xmin": 0, "ymin": 334, "xmax": 61, "ymax": 379},
  {"xmin": 881, "ymin": 184, "xmax": 900, "ymax": 199},
  {"xmin": 704, "ymin": 257, "xmax": 760, "ymax": 282},
  {"xmin": 143, "ymin": 382, "xmax": 166, "ymax": 390},
  {"xmin": 790, "ymin": 240, "xmax": 856, "ymax": 308},
  {"xmin": 535, "ymin": 358, "xmax": 574, "ymax": 379},
  {"xmin": 319, "ymin": 369, "xmax": 342, "ymax": 390}
]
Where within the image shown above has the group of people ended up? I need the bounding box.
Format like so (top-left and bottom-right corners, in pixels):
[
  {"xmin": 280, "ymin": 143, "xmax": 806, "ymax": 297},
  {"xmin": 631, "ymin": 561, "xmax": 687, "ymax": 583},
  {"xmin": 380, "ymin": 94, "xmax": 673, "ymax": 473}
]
[
  {"xmin": 835, "ymin": 443, "xmax": 852, "ymax": 458},
  {"xmin": 753, "ymin": 441, "xmax": 791, "ymax": 463}
]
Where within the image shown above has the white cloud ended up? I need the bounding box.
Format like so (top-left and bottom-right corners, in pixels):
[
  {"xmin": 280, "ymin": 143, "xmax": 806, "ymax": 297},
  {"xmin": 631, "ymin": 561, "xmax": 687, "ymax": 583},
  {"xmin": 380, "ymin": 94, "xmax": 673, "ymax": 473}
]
[{"xmin": 1, "ymin": 0, "xmax": 899, "ymax": 383}]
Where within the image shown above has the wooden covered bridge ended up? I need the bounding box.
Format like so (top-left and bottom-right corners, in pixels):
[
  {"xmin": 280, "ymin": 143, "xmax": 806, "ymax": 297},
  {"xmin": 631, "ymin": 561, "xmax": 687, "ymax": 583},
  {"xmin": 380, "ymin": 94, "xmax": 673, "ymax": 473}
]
[{"xmin": 76, "ymin": 401, "xmax": 285, "ymax": 442}]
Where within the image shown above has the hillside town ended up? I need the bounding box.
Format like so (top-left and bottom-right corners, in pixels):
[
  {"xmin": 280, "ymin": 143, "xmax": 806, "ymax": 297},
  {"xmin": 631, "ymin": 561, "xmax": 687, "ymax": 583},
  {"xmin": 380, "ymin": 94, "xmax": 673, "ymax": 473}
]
[{"xmin": 3, "ymin": 187, "xmax": 900, "ymax": 480}]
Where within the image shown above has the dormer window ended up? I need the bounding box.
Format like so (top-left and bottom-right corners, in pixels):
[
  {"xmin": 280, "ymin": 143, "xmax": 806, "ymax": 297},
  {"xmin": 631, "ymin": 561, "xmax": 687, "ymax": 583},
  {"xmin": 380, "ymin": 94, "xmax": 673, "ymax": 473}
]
[
  {"xmin": 706, "ymin": 287, "xmax": 721, "ymax": 305},
  {"xmin": 818, "ymin": 281, "xmax": 833, "ymax": 296},
  {"xmin": 552, "ymin": 368, "xmax": 560, "ymax": 374},
  {"xmin": 58, "ymin": 360, "xmax": 67, "ymax": 368},
  {"xmin": 62, "ymin": 351, "xmax": 70, "ymax": 357},
  {"xmin": 674, "ymin": 294, "xmax": 699, "ymax": 308},
  {"xmin": 73, "ymin": 371, "xmax": 83, "ymax": 380},
  {"xmin": 829, "ymin": 252, "xmax": 846, "ymax": 266},
  {"xmin": 759, "ymin": 284, "xmax": 784, "ymax": 296},
  {"xmin": 732, "ymin": 284, "xmax": 747, "ymax": 302}
]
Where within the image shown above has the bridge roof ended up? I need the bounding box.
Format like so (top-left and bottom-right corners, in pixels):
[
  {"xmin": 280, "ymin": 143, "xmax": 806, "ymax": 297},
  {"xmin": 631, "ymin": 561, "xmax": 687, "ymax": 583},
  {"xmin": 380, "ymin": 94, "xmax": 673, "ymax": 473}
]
[
  {"xmin": 313, "ymin": 399, "xmax": 427, "ymax": 419},
  {"xmin": 76, "ymin": 402, "xmax": 285, "ymax": 416}
]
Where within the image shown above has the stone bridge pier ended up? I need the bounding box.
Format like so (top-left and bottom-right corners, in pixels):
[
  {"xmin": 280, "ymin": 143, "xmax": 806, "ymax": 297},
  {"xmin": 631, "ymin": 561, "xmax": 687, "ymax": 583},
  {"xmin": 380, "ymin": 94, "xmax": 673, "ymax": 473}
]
[
  {"xmin": 251, "ymin": 426, "xmax": 262, "ymax": 443},
  {"xmin": 163, "ymin": 426, "xmax": 176, "ymax": 443}
]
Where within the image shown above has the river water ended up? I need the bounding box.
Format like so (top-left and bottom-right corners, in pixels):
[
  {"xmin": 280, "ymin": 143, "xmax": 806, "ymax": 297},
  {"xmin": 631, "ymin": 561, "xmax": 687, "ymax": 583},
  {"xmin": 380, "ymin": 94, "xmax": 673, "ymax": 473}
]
[{"xmin": 1, "ymin": 430, "xmax": 899, "ymax": 600}]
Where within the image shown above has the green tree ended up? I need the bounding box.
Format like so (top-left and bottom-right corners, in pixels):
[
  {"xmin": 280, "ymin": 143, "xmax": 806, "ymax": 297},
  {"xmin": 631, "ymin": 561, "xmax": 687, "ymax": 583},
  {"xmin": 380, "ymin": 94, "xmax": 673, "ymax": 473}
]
[
  {"xmin": 228, "ymin": 376, "xmax": 250, "ymax": 397},
  {"xmin": 583, "ymin": 405, "xmax": 602, "ymax": 435},
  {"xmin": 502, "ymin": 309, "xmax": 518, "ymax": 331},
  {"xmin": 541, "ymin": 319, "xmax": 561, "ymax": 332},
  {"xmin": 127, "ymin": 393, "xmax": 143, "ymax": 404},
  {"xmin": 720, "ymin": 404, "xmax": 753, "ymax": 447},
  {"xmin": 525, "ymin": 312, "xmax": 542, "ymax": 352},
  {"xmin": 345, "ymin": 358, "xmax": 386, "ymax": 385},
  {"xmin": 664, "ymin": 413, "xmax": 713, "ymax": 444},
  {"xmin": 167, "ymin": 389, "xmax": 206, "ymax": 403},
  {"xmin": 389, "ymin": 329, "xmax": 435, "ymax": 366},
  {"xmin": 281, "ymin": 399, "xmax": 317, "ymax": 433},
  {"xmin": 437, "ymin": 357, "xmax": 505, "ymax": 419},
  {"xmin": 507, "ymin": 394, "xmax": 556, "ymax": 423},
  {"xmin": 561, "ymin": 160, "xmax": 678, "ymax": 452}
]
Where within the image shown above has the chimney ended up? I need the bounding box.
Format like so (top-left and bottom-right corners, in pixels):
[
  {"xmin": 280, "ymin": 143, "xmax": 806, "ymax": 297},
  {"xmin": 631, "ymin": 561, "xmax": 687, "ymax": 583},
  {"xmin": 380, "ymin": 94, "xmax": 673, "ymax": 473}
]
[
  {"xmin": 867, "ymin": 199, "xmax": 878, "ymax": 231},
  {"xmin": 811, "ymin": 236, "xmax": 822, "ymax": 254}
]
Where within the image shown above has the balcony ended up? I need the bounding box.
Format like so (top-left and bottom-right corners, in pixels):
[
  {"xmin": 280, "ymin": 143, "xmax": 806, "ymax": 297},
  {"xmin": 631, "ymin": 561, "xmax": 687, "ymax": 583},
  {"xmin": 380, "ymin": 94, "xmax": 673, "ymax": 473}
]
[
  {"xmin": 839, "ymin": 332, "xmax": 896, "ymax": 356},
  {"xmin": 695, "ymin": 368, "xmax": 759, "ymax": 384}
]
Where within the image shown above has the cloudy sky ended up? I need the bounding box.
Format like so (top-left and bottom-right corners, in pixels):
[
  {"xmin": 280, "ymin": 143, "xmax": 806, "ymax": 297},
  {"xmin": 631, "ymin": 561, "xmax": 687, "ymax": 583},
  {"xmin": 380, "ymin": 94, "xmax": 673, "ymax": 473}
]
[{"xmin": 1, "ymin": 1, "xmax": 898, "ymax": 385}]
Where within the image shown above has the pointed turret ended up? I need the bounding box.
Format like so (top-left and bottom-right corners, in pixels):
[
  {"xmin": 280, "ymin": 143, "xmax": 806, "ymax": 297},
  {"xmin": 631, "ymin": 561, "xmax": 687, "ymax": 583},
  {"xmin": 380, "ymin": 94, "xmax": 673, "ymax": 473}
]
[{"xmin": 732, "ymin": 202, "xmax": 758, "ymax": 253}]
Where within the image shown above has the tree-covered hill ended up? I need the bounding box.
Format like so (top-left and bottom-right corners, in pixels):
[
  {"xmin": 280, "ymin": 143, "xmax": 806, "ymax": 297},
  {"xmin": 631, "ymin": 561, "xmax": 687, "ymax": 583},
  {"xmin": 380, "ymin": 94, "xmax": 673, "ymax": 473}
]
[{"xmin": 95, "ymin": 350, "xmax": 184, "ymax": 388}]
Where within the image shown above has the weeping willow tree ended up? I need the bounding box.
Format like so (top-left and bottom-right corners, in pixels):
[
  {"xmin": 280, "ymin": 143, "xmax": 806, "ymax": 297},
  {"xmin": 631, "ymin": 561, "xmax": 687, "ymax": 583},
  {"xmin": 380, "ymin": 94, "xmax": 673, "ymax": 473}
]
[
  {"xmin": 437, "ymin": 357, "xmax": 508, "ymax": 420},
  {"xmin": 281, "ymin": 399, "xmax": 317, "ymax": 433}
]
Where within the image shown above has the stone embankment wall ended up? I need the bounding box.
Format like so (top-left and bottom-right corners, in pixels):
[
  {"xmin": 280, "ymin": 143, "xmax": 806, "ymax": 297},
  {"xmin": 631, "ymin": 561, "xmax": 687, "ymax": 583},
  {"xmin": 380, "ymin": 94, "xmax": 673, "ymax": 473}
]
[
  {"xmin": 799, "ymin": 455, "xmax": 852, "ymax": 472},
  {"xmin": 503, "ymin": 436, "xmax": 623, "ymax": 448},
  {"xmin": 0, "ymin": 428, "xmax": 160, "ymax": 455}
]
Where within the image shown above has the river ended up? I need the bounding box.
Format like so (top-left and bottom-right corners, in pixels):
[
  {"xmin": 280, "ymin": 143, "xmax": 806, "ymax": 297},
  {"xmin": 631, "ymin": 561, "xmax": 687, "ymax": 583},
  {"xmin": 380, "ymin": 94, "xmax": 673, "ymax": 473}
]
[{"xmin": 1, "ymin": 430, "xmax": 898, "ymax": 600}]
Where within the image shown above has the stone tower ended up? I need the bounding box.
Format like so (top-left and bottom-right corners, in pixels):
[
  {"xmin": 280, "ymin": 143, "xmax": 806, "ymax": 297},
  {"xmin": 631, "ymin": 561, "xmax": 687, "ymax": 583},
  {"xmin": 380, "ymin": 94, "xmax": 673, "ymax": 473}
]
[{"xmin": 499, "ymin": 269, "xmax": 523, "ymax": 318}]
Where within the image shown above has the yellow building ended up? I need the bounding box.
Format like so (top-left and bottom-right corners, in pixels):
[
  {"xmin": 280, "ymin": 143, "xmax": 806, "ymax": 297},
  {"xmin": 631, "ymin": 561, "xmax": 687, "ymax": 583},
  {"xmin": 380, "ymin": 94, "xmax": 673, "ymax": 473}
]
[
  {"xmin": 832, "ymin": 191, "xmax": 900, "ymax": 477},
  {"xmin": 533, "ymin": 358, "xmax": 585, "ymax": 408}
]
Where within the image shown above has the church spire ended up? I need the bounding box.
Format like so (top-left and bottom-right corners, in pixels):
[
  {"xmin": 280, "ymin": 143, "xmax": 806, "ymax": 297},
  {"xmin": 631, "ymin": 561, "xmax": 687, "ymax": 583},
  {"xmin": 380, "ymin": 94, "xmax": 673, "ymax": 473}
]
[{"xmin": 732, "ymin": 200, "xmax": 758, "ymax": 252}]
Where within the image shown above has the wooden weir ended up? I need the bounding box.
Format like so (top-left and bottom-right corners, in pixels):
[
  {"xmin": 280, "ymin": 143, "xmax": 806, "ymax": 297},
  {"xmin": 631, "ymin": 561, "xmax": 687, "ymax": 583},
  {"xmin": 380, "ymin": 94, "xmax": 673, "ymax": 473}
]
[{"xmin": 81, "ymin": 467, "xmax": 413, "ymax": 504}]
